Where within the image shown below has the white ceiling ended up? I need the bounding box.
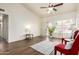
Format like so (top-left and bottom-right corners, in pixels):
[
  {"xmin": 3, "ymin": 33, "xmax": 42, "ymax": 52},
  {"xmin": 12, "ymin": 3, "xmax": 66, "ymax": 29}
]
[{"xmin": 23, "ymin": 3, "xmax": 77, "ymax": 18}]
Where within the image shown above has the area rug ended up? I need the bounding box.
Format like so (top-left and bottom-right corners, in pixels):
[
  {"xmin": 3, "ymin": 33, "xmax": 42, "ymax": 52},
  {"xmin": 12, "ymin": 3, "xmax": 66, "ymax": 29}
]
[{"xmin": 30, "ymin": 39, "xmax": 60, "ymax": 55}]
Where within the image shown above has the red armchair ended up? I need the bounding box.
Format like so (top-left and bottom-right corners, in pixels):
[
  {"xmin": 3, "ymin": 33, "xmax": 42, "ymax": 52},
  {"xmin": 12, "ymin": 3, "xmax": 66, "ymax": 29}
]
[
  {"xmin": 62, "ymin": 30, "xmax": 79, "ymax": 44},
  {"xmin": 54, "ymin": 33, "xmax": 79, "ymax": 55}
]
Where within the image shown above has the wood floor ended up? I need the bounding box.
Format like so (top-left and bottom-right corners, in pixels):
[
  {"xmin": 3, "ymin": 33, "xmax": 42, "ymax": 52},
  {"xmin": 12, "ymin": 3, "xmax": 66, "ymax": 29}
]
[{"xmin": 0, "ymin": 36, "xmax": 61, "ymax": 55}]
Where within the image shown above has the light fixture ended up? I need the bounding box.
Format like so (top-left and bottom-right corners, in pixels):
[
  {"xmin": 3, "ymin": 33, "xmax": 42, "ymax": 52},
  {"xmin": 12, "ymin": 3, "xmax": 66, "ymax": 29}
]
[{"xmin": 48, "ymin": 8, "xmax": 53, "ymax": 14}]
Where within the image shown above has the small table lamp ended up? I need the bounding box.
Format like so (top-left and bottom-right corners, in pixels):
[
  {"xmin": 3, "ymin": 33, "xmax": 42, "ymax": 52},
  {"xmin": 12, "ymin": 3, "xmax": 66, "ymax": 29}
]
[{"xmin": 25, "ymin": 25, "xmax": 33, "ymax": 39}]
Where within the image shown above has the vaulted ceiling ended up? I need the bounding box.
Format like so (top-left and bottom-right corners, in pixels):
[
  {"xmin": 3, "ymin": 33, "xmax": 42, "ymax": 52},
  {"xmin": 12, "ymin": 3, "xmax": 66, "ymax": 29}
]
[{"xmin": 23, "ymin": 3, "xmax": 77, "ymax": 18}]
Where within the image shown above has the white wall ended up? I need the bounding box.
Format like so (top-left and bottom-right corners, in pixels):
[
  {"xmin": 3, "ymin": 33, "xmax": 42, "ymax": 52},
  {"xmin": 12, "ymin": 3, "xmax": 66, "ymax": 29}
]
[
  {"xmin": 0, "ymin": 3, "xmax": 41, "ymax": 43},
  {"xmin": 41, "ymin": 11, "xmax": 77, "ymax": 37}
]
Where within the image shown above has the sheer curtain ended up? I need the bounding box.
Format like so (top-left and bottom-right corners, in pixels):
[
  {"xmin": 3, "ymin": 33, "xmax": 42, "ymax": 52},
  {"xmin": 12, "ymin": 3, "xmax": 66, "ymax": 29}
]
[{"xmin": 53, "ymin": 19, "xmax": 75, "ymax": 39}]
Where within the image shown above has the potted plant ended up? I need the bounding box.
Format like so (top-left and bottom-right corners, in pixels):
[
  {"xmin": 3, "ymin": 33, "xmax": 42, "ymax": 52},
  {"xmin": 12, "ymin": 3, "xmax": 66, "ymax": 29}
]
[{"xmin": 48, "ymin": 26, "xmax": 55, "ymax": 38}]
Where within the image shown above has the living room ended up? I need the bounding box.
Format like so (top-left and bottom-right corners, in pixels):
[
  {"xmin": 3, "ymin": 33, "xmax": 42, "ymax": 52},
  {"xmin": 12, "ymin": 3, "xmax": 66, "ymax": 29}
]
[{"xmin": 0, "ymin": 3, "xmax": 79, "ymax": 55}]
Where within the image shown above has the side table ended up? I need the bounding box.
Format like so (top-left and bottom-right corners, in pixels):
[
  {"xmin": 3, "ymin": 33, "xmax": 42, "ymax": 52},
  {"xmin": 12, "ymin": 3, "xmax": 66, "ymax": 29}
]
[{"xmin": 26, "ymin": 34, "xmax": 33, "ymax": 39}]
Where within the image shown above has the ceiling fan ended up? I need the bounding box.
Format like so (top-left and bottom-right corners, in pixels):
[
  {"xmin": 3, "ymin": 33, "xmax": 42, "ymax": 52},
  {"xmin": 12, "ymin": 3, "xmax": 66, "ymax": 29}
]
[{"xmin": 40, "ymin": 3, "xmax": 63, "ymax": 13}]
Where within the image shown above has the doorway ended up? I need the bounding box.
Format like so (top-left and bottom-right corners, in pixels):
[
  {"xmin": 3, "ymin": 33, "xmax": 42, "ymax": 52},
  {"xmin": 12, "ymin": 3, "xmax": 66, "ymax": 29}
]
[{"xmin": 0, "ymin": 13, "xmax": 8, "ymax": 52}]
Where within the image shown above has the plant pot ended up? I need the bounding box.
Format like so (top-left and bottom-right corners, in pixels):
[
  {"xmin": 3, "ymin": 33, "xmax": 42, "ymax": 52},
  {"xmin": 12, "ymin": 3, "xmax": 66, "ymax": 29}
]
[{"xmin": 49, "ymin": 35, "xmax": 53, "ymax": 39}]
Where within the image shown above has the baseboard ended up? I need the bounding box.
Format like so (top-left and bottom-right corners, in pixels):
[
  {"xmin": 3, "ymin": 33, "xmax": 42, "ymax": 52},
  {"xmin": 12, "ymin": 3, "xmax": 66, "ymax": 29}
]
[{"xmin": 9, "ymin": 36, "xmax": 41, "ymax": 43}]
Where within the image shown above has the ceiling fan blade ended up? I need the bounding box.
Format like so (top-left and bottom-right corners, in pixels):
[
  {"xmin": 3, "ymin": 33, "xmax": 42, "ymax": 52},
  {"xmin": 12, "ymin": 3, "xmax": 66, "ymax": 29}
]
[
  {"xmin": 53, "ymin": 8, "xmax": 57, "ymax": 11},
  {"xmin": 54, "ymin": 3, "xmax": 63, "ymax": 7},
  {"xmin": 40, "ymin": 7, "xmax": 48, "ymax": 8}
]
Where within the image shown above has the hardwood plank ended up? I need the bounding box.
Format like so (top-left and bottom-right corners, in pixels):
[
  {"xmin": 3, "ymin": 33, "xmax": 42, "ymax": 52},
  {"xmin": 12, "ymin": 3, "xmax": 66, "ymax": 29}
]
[
  {"xmin": 0, "ymin": 36, "xmax": 46, "ymax": 55},
  {"xmin": 0, "ymin": 36, "xmax": 61, "ymax": 55}
]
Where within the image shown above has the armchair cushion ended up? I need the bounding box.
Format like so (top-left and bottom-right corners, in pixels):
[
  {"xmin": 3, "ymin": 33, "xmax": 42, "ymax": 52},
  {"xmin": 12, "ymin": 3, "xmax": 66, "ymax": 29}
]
[
  {"xmin": 64, "ymin": 39, "xmax": 73, "ymax": 42},
  {"xmin": 55, "ymin": 44, "xmax": 70, "ymax": 54},
  {"xmin": 65, "ymin": 41, "xmax": 74, "ymax": 49}
]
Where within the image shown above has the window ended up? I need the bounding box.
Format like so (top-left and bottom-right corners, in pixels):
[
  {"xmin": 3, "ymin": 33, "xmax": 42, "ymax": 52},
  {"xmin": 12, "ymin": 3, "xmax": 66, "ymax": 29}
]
[{"xmin": 54, "ymin": 19, "xmax": 75, "ymax": 38}]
